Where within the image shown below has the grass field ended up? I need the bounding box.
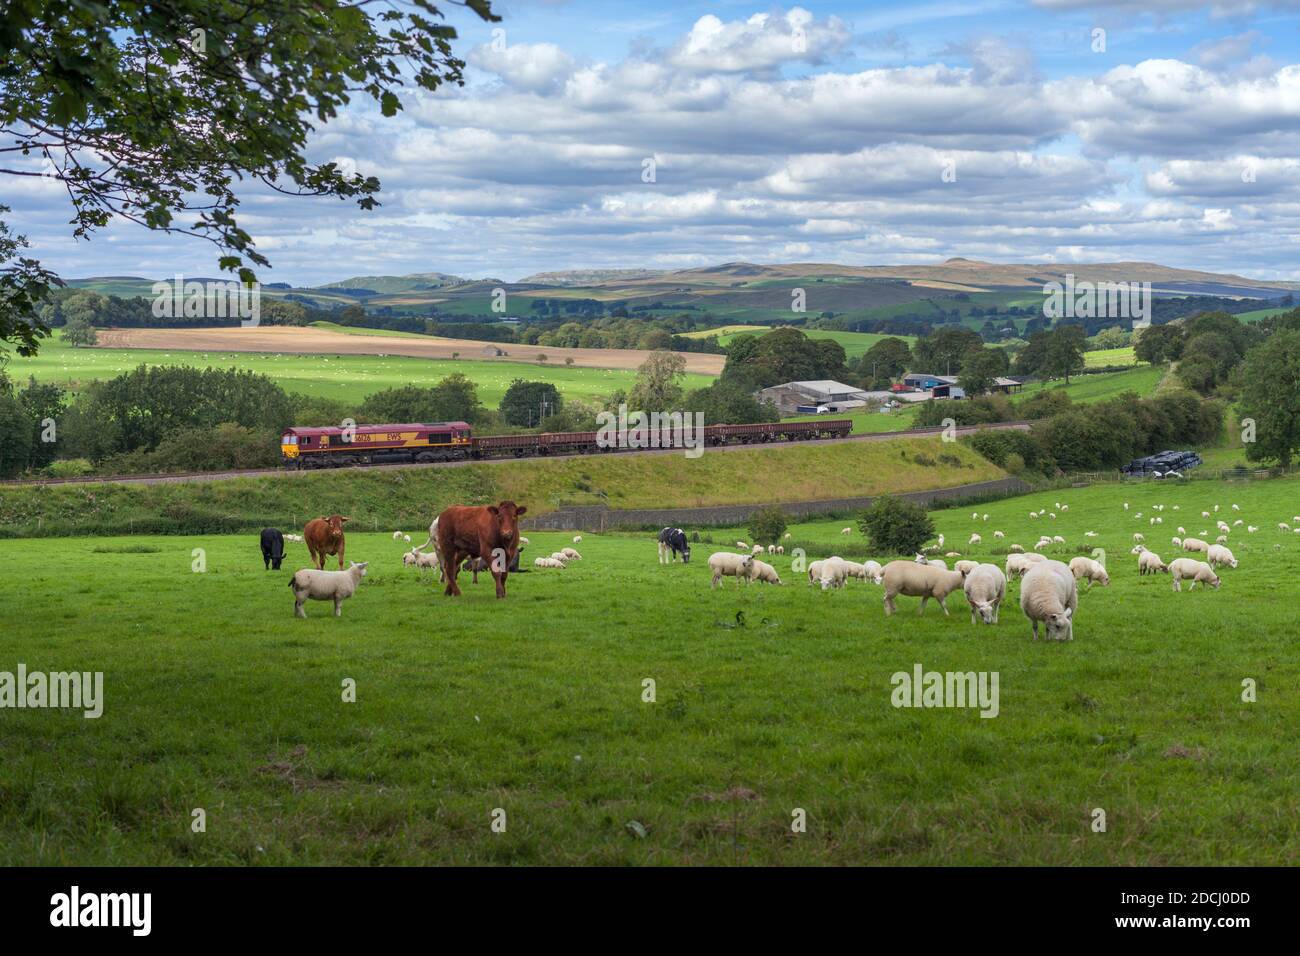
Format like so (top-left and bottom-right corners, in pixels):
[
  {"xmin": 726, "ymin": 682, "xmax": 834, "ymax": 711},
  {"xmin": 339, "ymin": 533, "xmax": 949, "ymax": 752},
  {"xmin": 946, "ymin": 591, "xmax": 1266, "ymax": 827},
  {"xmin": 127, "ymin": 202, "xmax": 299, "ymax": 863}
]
[
  {"xmin": 0, "ymin": 435, "xmax": 1002, "ymax": 537},
  {"xmin": 1017, "ymin": 364, "xmax": 1165, "ymax": 403},
  {"xmin": 1084, "ymin": 347, "xmax": 1138, "ymax": 368},
  {"xmin": 8, "ymin": 336, "xmax": 711, "ymax": 407},
  {"xmin": 3, "ymin": 475, "xmax": 1297, "ymax": 865},
  {"xmin": 684, "ymin": 326, "xmax": 915, "ymax": 357}
]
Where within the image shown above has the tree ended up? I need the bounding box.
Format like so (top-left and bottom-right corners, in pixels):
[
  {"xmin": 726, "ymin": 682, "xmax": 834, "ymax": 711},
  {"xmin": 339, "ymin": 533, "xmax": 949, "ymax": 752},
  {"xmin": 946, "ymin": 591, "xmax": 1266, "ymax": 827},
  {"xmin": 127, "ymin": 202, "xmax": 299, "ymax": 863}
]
[
  {"xmin": 858, "ymin": 336, "xmax": 912, "ymax": 388},
  {"xmin": 499, "ymin": 380, "xmax": 563, "ymax": 428},
  {"xmin": 857, "ymin": 495, "xmax": 935, "ymax": 555},
  {"xmin": 1240, "ymin": 330, "xmax": 1300, "ymax": 467},
  {"xmin": 1042, "ymin": 325, "xmax": 1087, "ymax": 383},
  {"xmin": 18, "ymin": 377, "xmax": 66, "ymax": 469},
  {"xmin": 629, "ymin": 350, "xmax": 686, "ymax": 411},
  {"xmin": 912, "ymin": 327, "xmax": 983, "ymax": 375},
  {"xmin": 0, "ymin": 373, "xmax": 33, "ymax": 477},
  {"xmin": 62, "ymin": 317, "xmax": 97, "ymax": 347},
  {"xmin": 0, "ymin": 0, "xmax": 498, "ymax": 354},
  {"xmin": 1133, "ymin": 323, "xmax": 1185, "ymax": 365},
  {"xmin": 748, "ymin": 506, "xmax": 789, "ymax": 546},
  {"xmin": 959, "ymin": 347, "xmax": 1007, "ymax": 396}
]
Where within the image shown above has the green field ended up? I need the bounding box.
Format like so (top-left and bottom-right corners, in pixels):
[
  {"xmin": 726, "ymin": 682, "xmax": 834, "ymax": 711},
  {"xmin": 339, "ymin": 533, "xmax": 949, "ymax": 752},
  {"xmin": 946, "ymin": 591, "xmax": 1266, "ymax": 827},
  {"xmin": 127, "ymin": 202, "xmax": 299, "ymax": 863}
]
[
  {"xmin": 684, "ymin": 326, "xmax": 915, "ymax": 357},
  {"xmin": 7, "ymin": 336, "xmax": 709, "ymax": 407},
  {"xmin": 1084, "ymin": 347, "xmax": 1138, "ymax": 368},
  {"xmin": 1017, "ymin": 364, "xmax": 1166, "ymax": 403},
  {"xmin": 3, "ymin": 474, "xmax": 1297, "ymax": 865}
]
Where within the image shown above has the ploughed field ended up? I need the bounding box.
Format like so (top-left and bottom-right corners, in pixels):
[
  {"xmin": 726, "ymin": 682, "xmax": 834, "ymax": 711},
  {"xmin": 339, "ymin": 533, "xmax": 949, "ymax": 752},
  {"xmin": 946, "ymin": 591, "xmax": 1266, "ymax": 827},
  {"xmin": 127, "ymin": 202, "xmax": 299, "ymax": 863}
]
[{"xmin": 1, "ymin": 477, "xmax": 1298, "ymax": 865}]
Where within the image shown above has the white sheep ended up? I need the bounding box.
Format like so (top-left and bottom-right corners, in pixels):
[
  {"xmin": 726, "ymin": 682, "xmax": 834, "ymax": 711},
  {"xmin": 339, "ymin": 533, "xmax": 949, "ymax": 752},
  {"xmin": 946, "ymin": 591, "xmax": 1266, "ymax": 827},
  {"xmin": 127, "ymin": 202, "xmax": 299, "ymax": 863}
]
[
  {"xmin": 767, "ymin": 544, "xmax": 776, "ymax": 554},
  {"xmin": 391, "ymin": 531, "xmax": 402, "ymax": 540},
  {"xmin": 1138, "ymin": 550, "xmax": 1168, "ymax": 575},
  {"xmin": 1068, "ymin": 556, "xmax": 1109, "ymax": 588},
  {"xmin": 1177, "ymin": 526, "xmax": 1186, "ymax": 535},
  {"xmin": 1232, "ymin": 504, "xmax": 1240, "ymax": 511},
  {"xmin": 561, "ymin": 547, "xmax": 581, "ymax": 560},
  {"xmin": 289, "ymin": 562, "xmax": 369, "ymax": 618},
  {"xmin": 840, "ymin": 527, "xmax": 852, "ymax": 535},
  {"xmin": 573, "ymin": 535, "xmax": 583, "ymax": 543},
  {"xmin": 969, "ymin": 533, "xmax": 982, "ymax": 545},
  {"xmin": 993, "ymin": 530, "xmax": 1005, "ymax": 538},
  {"xmin": 534, "ymin": 557, "xmax": 565, "ymax": 569},
  {"xmin": 1169, "ymin": 558, "xmax": 1221, "ymax": 592},
  {"xmin": 1133, "ymin": 533, "xmax": 1145, "ymax": 542},
  {"xmin": 783, "ymin": 532, "xmax": 792, "ymax": 540},
  {"xmin": 403, "ymin": 534, "xmax": 411, "ymax": 543},
  {"xmin": 519, "ymin": 536, "xmax": 530, "ymax": 546},
  {"xmin": 751, "ymin": 544, "xmax": 765, "ymax": 556},
  {"xmin": 1172, "ymin": 536, "xmax": 1182, "ymax": 548},
  {"xmin": 1215, "ymin": 535, "xmax": 1228, "ymax": 544},
  {"xmin": 1181, "ymin": 537, "xmax": 1209, "ymax": 554},
  {"xmin": 963, "ymin": 563, "xmax": 1006, "ymax": 624},
  {"xmin": 1019, "ymin": 561, "xmax": 1077, "ymax": 641},
  {"xmin": 736, "ymin": 540, "xmax": 748, "ymax": 549},
  {"xmin": 881, "ymin": 560, "xmax": 966, "ymax": 616},
  {"xmin": 776, "ymin": 545, "xmax": 785, "ymax": 555},
  {"xmin": 861, "ymin": 560, "xmax": 884, "ymax": 584},
  {"xmin": 954, "ymin": 559, "xmax": 980, "ymax": 577},
  {"xmin": 818, "ymin": 558, "xmax": 848, "ymax": 590},
  {"xmin": 983, "ymin": 513, "xmax": 990, "ymax": 521},
  {"xmin": 1052, "ymin": 535, "xmax": 1065, "ymax": 545},
  {"xmin": 548, "ymin": 552, "xmax": 570, "ymax": 564},
  {"xmin": 709, "ymin": 552, "xmax": 754, "ymax": 589},
  {"xmin": 1005, "ymin": 553, "xmax": 1043, "ymax": 577},
  {"xmin": 748, "ymin": 559, "xmax": 783, "ymax": 585},
  {"xmin": 1248, "ymin": 525, "xmax": 1258, "ymax": 533},
  {"xmin": 1233, "ymin": 519, "xmax": 1243, "ymax": 527},
  {"xmin": 1008, "ymin": 544, "xmax": 1025, "ymax": 553},
  {"xmin": 1206, "ymin": 544, "xmax": 1238, "ymax": 569},
  {"xmin": 1279, "ymin": 523, "xmax": 1291, "ymax": 532}
]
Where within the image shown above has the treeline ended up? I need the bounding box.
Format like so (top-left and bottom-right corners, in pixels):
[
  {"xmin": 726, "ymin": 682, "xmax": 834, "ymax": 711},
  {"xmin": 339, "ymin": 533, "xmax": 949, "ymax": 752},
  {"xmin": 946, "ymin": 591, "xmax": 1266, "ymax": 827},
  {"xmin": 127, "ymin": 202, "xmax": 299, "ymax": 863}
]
[{"xmin": 961, "ymin": 391, "xmax": 1224, "ymax": 475}]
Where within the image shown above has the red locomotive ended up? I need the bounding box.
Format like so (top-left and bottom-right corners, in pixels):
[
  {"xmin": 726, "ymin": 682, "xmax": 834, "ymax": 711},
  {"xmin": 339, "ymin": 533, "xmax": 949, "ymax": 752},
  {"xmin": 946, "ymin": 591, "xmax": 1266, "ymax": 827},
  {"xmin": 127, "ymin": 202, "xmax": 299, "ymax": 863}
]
[{"xmin": 280, "ymin": 418, "xmax": 852, "ymax": 468}]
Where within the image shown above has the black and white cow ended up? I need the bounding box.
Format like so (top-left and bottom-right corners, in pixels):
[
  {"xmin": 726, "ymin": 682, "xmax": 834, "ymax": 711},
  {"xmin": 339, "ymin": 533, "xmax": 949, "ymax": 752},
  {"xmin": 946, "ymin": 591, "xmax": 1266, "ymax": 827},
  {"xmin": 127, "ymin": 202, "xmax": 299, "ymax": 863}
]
[
  {"xmin": 657, "ymin": 527, "xmax": 690, "ymax": 564},
  {"xmin": 260, "ymin": 527, "xmax": 285, "ymax": 570}
]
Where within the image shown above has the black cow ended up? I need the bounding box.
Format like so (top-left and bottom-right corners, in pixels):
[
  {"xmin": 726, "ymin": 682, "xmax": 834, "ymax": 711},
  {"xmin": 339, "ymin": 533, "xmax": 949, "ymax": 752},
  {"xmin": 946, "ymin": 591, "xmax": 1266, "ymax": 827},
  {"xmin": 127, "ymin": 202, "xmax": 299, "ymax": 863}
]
[
  {"xmin": 260, "ymin": 528, "xmax": 285, "ymax": 570},
  {"xmin": 657, "ymin": 527, "xmax": 690, "ymax": 564}
]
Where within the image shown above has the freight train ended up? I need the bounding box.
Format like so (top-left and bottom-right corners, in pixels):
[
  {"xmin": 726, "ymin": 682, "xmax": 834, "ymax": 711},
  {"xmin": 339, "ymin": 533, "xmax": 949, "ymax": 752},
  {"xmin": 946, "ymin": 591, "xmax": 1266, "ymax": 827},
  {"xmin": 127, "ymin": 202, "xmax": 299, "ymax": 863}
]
[{"xmin": 279, "ymin": 418, "xmax": 853, "ymax": 468}]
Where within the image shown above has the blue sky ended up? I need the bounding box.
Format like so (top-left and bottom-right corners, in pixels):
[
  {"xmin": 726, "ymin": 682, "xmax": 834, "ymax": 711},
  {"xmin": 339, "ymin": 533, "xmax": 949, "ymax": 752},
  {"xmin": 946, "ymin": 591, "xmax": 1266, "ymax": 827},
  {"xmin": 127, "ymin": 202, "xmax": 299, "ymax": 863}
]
[{"xmin": 10, "ymin": 0, "xmax": 1300, "ymax": 283}]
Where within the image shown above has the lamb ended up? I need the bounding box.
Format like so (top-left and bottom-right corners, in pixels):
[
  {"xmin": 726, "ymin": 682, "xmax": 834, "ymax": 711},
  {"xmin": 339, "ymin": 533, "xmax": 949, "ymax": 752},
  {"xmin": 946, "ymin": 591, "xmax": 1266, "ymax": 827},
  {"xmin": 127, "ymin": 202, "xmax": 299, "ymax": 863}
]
[
  {"xmin": 963, "ymin": 563, "xmax": 1006, "ymax": 624},
  {"xmin": 1181, "ymin": 537, "xmax": 1209, "ymax": 554},
  {"xmin": 838, "ymin": 559, "xmax": 870, "ymax": 581},
  {"xmin": 1171, "ymin": 536, "xmax": 1182, "ymax": 548},
  {"xmin": 776, "ymin": 546, "xmax": 785, "ymax": 555},
  {"xmin": 954, "ymin": 559, "xmax": 980, "ymax": 577},
  {"xmin": 767, "ymin": 544, "xmax": 776, "ymax": 554},
  {"xmin": 1133, "ymin": 533, "xmax": 1145, "ymax": 542},
  {"xmin": 969, "ymin": 533, "xmax": 982, "ymax": 545},
  {"xmin": 573, "ymin": 535, "xmax": 583, "ymax": 543},
  {"xmin": 861, "ymin": 560, "xmax": 884, "ymax": 584},
  {"xmin": 1019, "ymin": 560, "xmax": 1077, "ymax": 641},
  {"xmin": 1008, "ymin": 544, "xmax": 1025, "ymax": 553},
  {"xmin": 392, "ymin": 531, "xmax": 403, "ymax": 540},
  {"xmin": 736, "ymin": 541, "xmax": 748, "ymax": 549},
  {"xmin": 1138, "ymin": 549, "xmax": 1168, "ymax": 575},
  {"xmin": 881, "ymin": 560, "xmax": 966, "ymax": 616},
  {"xmin": 561, "ymin": 547, "xmax": 582, "ymax": 560},
  {"xmin": 289, "ymin": 562, "xmax": 369, "ymax": 619},
  {"xmin": 1052, "ymin": 535, "xmax": 1065, "ymax": 545},
  {"xmin": 841, "ymin": 527, "xmax": 852, "ymax": 535},
  {"xmin": 548, "ymin": 552, "xmax": 570, "ymax": 564},
  {"xmin": 994, "ymin": 530, "xmax": 1005, "ymax": 538},
  {"xmin": 709, "ymin": 552, "xmax": 755, "ymax": 589},
  {"xmin": 534, "ymin": 557, "xmax": 565, "ymax": 569},
  {"xmin": 1169, "ymin": 558, "xmax": 1221, "ymax": 592},
  {"xmin": 403, "ymin": 549, "xmax": 439, "ymax": 573},
  {"xmin": 403, "ymin": 534, "xmax": 411, "ymax": 543},
  {"xmin": 1068, "ymin": 556, "xmax": 1109, "ymax": 588},
  {"xmin": 1005, "ymin": 553, "xmax": 1036, "ymax": 577},
  {"xmin": 1206, "ymin": 544, "xmax": 1238, "ymax": 569},
  {"xmin": 519, "ymin": 536, "xmax": 530, "ymax": 546},
  {"xmin": 751, "ymin": 544, "xmax": 765, "ymax": 556},
  {"xmin": 748, "ymin": 559, "xmax": 782, "ymax": 585}
]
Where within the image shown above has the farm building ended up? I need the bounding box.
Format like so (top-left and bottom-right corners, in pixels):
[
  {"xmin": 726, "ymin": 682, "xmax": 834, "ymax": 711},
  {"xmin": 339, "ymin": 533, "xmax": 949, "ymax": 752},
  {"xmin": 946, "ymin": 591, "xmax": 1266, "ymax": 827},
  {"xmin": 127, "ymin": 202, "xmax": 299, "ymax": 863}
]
[
  {"xmin": 758, "ymin": 380, "xmax": 874, "ymax": 415},
  {"xmin": 900, "ymin": 372, "xmax": 1023, "ymax": 399}
]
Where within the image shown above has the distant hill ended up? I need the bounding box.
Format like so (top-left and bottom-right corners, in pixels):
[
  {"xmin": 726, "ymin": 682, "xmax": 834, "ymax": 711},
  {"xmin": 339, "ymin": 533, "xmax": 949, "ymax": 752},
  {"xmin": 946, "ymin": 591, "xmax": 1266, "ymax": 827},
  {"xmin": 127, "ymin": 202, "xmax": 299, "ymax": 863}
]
[
  {"xmin": 315, "ymin": 272, "xmax": 470, "ymax": 293},
  {"xmin": 519, "ymin": 268, "xmax": 669, "ymax": 286}
]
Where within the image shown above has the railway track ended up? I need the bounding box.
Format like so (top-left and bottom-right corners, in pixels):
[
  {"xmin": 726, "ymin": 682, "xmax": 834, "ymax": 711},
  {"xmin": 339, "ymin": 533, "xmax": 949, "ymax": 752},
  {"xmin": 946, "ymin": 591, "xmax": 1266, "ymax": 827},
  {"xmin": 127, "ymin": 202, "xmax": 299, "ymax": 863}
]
[{"xmin": 0, "ymin": 420, "xmax": 1033, "ymax": 488}]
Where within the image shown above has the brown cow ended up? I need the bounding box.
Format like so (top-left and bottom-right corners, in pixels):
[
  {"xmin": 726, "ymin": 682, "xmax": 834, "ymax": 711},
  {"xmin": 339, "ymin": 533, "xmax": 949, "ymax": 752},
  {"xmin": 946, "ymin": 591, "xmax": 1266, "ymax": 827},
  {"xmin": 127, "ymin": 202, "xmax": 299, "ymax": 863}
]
[
  {"xmin": 436, "ymin": 501, "xmax": 527, "ymax": 598},
  {"xmin": 304, "ymin": 515, "xmax": 350, "ymax": 570}
]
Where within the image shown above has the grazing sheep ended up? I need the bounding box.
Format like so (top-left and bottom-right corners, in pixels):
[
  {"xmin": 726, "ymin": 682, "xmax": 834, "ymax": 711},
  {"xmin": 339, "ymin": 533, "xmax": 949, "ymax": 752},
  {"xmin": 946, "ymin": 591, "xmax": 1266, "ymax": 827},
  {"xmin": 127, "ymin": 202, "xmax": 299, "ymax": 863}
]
[
  {"xmin": 838, "ymin": 559, "xmax": 870, "ymax": 581},
  {"xmin": 1049, "ymin": 512, "xmax": 1057, "ymax": 520},
  {"xmin": 1005, "ymin": 553, "xmax": 1035, "ymax": 577},
  {"xmin": 1279, "ymin": 523, "xmax": 1291, "ymax": 532},
  {"xmin": 1206, "ymin": 544, "xmax": 1238, "ymax": 569},
  {"xmin": 519, "ymin": 536, "xmax": 530, "ymax": 546},
  {"xmin": 1133, "ymin": 533, "xmax": 1144, "ymax": 542},
  {"xmin": 560, "ymin": 547, "xmax": 582, "ymax": 560},
  {"xmin": 807, "ymin": 560, "xmax": 825, "ymax": 584},
  {"xmin": 994, "ymin": 530, "xmax": 1005, "ymax": 538},
  {"xmin": 534, "ymin": 557, "xmax": 565, "ymax": 569},
  {"xmin": 1123, "ymin": 502, "xmax": 1129, "ymax": 510},
  {"xmin": 783, "ymin": 532, "xmax": 792, "ymax": 540},
  {"xmin": 969, "ymin": 533, "xmax": 982, "ymax": 545},
  {"xmin": 289, "ymin": 562, "xmax": 369, "ymax": 618},
  {"xmin": 1181, "ymin": 537, "xmax": 1209, "ymax": 554},
  {"xmin": 1138, "ymin": 550, "xmax": 1168, "ymax": 575},
  {"xmin": 709, "ymin": 552, "xmax": 755, "ymax": 589},
  {"xmin": 954, "ymin": 559, "xmax": 980, "ymax": 577},
  {"xmin": 972, "ymin": 511, "xmax": 979, "ymax": 520},
  {"xmin": 1177, "ymin": 526, "xmax": 1186, "ymax": 535},
  {"xmin": 402, "ymin": 550, "xmax": 417, "ymax": 566},
  {"xmin": 1052, "ymin": 535, "xmax": 1065, "ymax": 545},
  {"xmin": 776, "ymin": 545, "xmax": 785, "ymax": 555},
  {"xmin": 1034, "ymin": 539, "xmax": 1050, "ymax": 551},
  {"xmin": 861, "ymin": 560, "xmax": 884, "ymax": 584},
  {"xmin": 573, "ymin": 535, "xmax": 582, "ymax": 543},
  {"xmin": 881, "ymin": 560, "xmax": 966, "ymax": 616},
  {"xmin": 1019, "ymin": 561, "xmax": 1077, "ymax": 641},
  {"xmin": 1169, "ymin": 558, "xmax": 1221, "ymax": 591},
  {"xmin": 1030, "ymin": 511, "xmax": 1039, "ymax": 518},
  {"xmin": 964, "ymin": 564, "xmax": 1007, "ymax": 624},
  {"xmin": 1008, "ymin": 544, "xmax": 1025, "ymax": 553},
  {"xmin": 1216, "ymin": 535, "xmax": 1228, "ymax": 544},
  {"xmin": 840, "ymin": 527, "xmax": 852, "ymax": 535},
  {"xmin": 548, "ymin": 552, "xmax": 570, "ymax": 564},
  {"xmin": 818, "ymin": 558, "xmax": 848, "ymax": 590},
  {"xmin": 748, "ymin": 559, "xmax": 782, "ymax": 585},
  {"xmin": 1248, "ymin": 525, "xmax": 1258, "ymax": 533},
  {"xmin": 1084, "ymin": 531, "xmax": 1097, "ymax": 538},
  {"xmin": 926, "ymin": 559, "xmax": 949, "ymax": 570},
  {"xmin": 1068, "ymin": 556, "xmax": 1109, "ymax": 588},
  {"xmin": 1060, "ymin": 505, "xmax": 1069, "ymax": 513},
  {"xmin": 404, "ymin": 549, "xmax": 439, "ymax": 574},
  {"xmin": 392, "ymin": 531, "xmax": 403, "ymax": 540},
  {"xmin": 1233, "ymin": 519, "xmax": 1243, "ymax": 527},
  {"xmin": 751, "ymin": 544, "xmax": 765, "ymax": 556},
  {"xmin": 767, "ymin": 544, "xmax": 776, "ymax": 554},
  {"xmin": 1172, "ymin": 536, "xmax": 1182, "ymax": 548},
  {"xmin": 736, "ymin": 541, "xmax": 748, "ymax": 549},
  {"xmin": 1202, "ymin": 511, "xmax": 1211, "ymax": 518},
  {"xmin": 403, "ymin": 534, "xmax": 411, "ymax": 543}
]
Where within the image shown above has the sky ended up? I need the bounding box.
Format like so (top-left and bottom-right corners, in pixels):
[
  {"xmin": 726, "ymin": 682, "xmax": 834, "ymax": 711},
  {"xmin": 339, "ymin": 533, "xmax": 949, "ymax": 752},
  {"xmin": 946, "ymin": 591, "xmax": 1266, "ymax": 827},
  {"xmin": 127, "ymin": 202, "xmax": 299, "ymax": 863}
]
[{"xmin": 9, "ymin": 0, "xmax": 1300, "ymax": 284}]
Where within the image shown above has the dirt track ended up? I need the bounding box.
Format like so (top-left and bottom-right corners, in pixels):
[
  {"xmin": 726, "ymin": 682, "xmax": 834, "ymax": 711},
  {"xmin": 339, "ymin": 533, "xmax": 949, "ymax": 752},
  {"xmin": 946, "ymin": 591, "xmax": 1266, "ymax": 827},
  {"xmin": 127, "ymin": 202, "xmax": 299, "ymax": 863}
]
[{"xmin": 93, "ymin": 326, "xmax": 727, "ymax": 375}]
